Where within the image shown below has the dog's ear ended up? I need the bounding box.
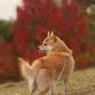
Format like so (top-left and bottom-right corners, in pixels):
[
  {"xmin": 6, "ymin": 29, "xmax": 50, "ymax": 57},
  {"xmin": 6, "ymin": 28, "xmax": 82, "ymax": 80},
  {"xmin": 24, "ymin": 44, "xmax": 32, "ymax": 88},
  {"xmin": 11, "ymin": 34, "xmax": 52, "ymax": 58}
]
[
  {"xmin": 50, "ymin": 31, "xmax": 55, "ymax": 40},
  {"xmin": 47, "ymin": 31, "xmax": 50, "ymax": 37}
]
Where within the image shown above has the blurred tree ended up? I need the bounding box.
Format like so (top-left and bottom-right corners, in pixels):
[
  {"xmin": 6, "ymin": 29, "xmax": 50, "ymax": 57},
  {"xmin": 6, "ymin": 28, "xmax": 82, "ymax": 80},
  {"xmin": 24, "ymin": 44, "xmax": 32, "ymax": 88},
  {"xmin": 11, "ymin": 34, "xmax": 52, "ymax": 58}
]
[
  {"xmin": 0, "ymin": 42, "xmax": 19, "ymax": 83},
  {"xmin": 13, "ymin": 0, "xmax": 94, "ymax": 68},
  {"xmin": 0, "ymin": 20, "xmax": 19, "ymax": 82},
  {"xmin": 0, "ymin": 20, "xmax": 14, "ymax": 43},
  {"xmin": 76, "ymin": 0, "xmax": 95, "ymax": 44},
  {"xmin": 77, "ymin": 0, "xmax": 95, "ymax": 66},
  {"xmin": 77, "ymin": 0, "xmax": 95, "ymax": 10}
]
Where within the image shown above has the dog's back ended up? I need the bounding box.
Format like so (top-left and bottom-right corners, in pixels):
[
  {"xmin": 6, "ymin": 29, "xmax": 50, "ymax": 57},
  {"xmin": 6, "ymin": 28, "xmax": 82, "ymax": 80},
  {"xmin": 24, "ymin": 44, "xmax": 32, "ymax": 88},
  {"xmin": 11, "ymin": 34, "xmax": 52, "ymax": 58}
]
[{"xmin": 36, "ymin": 50, "xmax": 74, "ymax": 80}]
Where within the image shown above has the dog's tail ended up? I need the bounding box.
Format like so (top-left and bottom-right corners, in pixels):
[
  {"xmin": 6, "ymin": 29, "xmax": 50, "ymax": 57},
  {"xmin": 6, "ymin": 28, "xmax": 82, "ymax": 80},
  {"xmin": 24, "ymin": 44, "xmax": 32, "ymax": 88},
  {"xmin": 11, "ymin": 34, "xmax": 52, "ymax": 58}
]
[{"xmin": 18, "ymin": 57, "xmax": 36, "ymax": 80}]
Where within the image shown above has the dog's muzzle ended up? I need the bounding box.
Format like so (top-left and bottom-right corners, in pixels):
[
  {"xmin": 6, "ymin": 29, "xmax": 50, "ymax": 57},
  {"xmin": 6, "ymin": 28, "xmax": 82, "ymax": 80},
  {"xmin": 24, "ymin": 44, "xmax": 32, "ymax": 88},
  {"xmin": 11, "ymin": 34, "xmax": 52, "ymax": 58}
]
[
  {"xmin": 37, "ymin": 47, "xmax": 42, "ymax": 52},
  {"xmin": 37, "ymin": 47, "xmax": 46, "ymax": 52}
]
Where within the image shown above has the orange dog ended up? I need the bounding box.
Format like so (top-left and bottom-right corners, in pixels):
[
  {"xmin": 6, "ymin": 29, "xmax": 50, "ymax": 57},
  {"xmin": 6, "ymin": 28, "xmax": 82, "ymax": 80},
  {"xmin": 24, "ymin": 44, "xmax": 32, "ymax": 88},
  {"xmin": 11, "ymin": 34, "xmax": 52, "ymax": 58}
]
[{"xmin": 18, "ymin": 31, "xmax": 75, "ymax": 95}]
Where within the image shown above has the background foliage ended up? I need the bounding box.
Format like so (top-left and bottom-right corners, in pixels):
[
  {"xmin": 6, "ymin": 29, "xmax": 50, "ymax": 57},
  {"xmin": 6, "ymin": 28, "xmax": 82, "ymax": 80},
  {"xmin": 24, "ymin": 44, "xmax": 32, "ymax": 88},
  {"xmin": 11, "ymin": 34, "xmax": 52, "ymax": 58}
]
[
  {"xmin": 0, "ymin": 0, "xmax": 95, "ymax": 83},
  {"xmin": 0, "ymin": 20, "xmax": 13, "ymax": 43}
]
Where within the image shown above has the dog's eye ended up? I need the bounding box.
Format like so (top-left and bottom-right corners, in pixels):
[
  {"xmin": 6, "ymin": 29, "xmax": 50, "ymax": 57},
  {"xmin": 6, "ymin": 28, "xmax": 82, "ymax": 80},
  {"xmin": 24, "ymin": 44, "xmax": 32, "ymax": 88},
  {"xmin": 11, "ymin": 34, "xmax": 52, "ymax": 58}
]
[{"xmin": 44, "ymin": 43, "xmax": 47, "ymax": 45}]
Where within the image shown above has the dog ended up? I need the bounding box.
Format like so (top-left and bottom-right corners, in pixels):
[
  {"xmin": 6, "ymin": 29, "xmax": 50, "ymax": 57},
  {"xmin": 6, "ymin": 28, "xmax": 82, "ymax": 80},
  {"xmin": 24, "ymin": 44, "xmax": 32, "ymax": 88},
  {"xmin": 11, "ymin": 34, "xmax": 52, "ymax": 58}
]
[{"xmin": 18, "ymin": 31, "xmax": 75, "ymax": 95}]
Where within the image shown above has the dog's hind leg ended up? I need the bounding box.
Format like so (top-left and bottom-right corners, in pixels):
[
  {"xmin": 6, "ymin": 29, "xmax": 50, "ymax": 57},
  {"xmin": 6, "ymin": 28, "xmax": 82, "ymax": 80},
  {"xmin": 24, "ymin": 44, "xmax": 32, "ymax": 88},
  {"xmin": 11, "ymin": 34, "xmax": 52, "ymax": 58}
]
[
  {"xmin": 50, "ymin": 85, "xmax": 54, "ymax": 95},
  {"xmin": 31, "ymin": 80, "xmax": 37, "ymax": 95},
  {"xmin": 64, "ymin": 77, "xmax": 69, "ymax": 95},
  {"xmin": 38, "ymin": 87, "xmax": 50, "ymax": 95},
  {"xmin": 37, "ymin": 77, "xmax": 52, "ymax": 95},
  {"xmin": 37, "ymin": 69, "xmax": 53, "ymax": 95},
  {"xmin": 29, "ymin": 79, "xmax": 37, "ymax": 95}
]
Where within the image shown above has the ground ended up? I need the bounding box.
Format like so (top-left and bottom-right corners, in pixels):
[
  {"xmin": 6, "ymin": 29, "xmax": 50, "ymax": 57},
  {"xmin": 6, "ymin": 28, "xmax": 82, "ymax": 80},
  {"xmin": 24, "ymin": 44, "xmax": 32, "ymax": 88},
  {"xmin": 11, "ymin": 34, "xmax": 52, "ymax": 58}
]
[{"xmin": 0, "ymin": 68, "xmax": 95, "ymax": 95}]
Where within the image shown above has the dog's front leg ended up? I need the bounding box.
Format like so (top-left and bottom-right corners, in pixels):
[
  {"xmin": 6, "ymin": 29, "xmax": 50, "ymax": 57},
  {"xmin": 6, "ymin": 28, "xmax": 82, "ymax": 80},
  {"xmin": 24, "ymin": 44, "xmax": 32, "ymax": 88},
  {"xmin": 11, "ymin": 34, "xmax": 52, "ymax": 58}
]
[
  {"xmin": 50, "ymin": 85, "xmax": 54, "ymax": 95},
  {"xmin": 64, "ymin": 77, "xmax": 69, "ymax": 95}
]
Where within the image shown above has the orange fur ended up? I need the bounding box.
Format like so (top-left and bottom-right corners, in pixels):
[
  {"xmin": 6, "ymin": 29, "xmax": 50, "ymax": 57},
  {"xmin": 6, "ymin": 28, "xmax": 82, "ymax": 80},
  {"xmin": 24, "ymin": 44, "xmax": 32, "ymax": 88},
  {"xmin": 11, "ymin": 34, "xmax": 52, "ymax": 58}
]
[{"xmin": 18, "ymin": 32, "xmax": 75, "ymax": 95}]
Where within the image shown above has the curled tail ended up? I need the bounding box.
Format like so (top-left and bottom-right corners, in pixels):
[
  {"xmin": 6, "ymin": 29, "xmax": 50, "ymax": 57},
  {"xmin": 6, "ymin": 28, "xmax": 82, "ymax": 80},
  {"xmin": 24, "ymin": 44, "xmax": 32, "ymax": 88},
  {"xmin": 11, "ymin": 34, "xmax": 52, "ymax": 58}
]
[{"xmin": 18, "ymin": 57, "xmax": 36, "ymax": 80}]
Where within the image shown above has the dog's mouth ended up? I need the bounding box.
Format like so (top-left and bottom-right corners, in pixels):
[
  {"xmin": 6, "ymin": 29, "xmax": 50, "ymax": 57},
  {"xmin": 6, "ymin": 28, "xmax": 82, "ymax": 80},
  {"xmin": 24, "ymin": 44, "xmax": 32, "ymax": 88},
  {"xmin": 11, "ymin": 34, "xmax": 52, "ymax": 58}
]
[{"xmin": 37, "ymin": 49, "xmax": 46, "ymax": 53}]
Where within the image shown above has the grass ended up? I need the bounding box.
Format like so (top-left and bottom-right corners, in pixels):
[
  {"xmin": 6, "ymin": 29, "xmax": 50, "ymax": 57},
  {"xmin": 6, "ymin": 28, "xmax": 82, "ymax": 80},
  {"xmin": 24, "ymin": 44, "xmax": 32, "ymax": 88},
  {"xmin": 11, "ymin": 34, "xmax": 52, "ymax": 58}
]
[{"xmin": 0, "ymin": 68, "xmax": 95, "ymax": 95}]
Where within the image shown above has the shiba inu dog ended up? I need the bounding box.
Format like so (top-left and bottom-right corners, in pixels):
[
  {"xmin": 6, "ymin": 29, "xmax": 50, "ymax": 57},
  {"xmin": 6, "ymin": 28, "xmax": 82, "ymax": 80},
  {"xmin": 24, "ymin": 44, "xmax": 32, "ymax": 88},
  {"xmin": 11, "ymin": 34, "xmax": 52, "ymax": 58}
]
[{"xmin": 18, "ymin": 31, "xmax": 75, "ymax": 95}]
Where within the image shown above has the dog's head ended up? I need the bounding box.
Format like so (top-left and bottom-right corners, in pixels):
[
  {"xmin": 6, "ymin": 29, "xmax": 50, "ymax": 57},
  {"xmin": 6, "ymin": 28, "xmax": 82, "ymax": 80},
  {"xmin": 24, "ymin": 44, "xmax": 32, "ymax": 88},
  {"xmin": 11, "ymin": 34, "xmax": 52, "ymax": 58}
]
[
  {"xmin": 37, "ymin": 31, "xmax": 71, "ymax": 55},
  {"xmin": 37, "ymin": 31, "xmax": 56, "ymax": 55}
]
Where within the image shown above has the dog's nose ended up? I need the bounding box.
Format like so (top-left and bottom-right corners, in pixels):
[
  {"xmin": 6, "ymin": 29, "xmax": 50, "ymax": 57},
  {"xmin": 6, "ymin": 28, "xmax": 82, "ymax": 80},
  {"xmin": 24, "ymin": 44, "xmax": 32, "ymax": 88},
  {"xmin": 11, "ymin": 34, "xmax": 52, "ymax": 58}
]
[{"xmin": 37, "ymin": 47, "xmax": 39, "ymax": 50}]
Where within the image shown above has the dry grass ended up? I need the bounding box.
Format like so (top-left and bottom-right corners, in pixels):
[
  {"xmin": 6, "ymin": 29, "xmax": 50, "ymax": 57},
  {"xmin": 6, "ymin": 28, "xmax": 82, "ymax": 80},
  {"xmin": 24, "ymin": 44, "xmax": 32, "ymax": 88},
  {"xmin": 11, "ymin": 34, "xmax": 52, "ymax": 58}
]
[{"xmin": 0, "ymin": 68, "xmax": 95, "ymax": 95}]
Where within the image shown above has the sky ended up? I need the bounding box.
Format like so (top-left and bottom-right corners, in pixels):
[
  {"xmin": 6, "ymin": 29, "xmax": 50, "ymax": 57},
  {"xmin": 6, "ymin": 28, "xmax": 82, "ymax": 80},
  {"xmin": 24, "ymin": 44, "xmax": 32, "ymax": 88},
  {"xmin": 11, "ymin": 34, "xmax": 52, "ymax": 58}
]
[{"xmin": 0, "ymin": 0, "xmax": 22, "ymax": 21}]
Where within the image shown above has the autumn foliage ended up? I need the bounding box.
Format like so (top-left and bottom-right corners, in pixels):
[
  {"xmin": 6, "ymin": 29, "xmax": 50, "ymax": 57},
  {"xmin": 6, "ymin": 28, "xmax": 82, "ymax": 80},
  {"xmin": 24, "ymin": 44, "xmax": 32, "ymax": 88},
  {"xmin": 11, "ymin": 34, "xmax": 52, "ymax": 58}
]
[
  {"xmin": 0, "ymin": 42, "xmax": 19, "ymax": 82},
  {"xmin": 0, "ymin": 0, "xmax": 94, "ymax": 82}
]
